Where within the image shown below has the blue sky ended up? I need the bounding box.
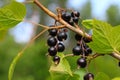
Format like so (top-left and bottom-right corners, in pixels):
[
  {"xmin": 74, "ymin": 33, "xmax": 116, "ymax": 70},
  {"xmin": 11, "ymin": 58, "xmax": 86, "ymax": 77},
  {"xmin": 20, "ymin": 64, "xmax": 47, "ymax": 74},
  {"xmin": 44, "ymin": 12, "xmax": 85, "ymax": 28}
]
[{"xmin": 11, "ymin": 0, "xmax": 120, "ymax": 43}]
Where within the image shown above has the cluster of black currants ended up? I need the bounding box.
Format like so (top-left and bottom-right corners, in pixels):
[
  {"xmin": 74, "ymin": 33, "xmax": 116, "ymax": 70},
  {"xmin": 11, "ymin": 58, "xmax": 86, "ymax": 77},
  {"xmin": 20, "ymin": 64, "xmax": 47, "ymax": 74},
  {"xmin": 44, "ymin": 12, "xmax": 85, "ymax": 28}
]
[
  {"xmin": 72, "ymin": 34, "xmax": 94, "ymax": 80},
  {"xmin": 61, "ymin": 10, "xmax": 80, "ymax": 25},
  {"xmin": 72, "ymin": 33, "xmax": 92, "ymax": 68},
  {"xmin": 47, "ymin": 25, "xmax": 68, "ymax": 64}
]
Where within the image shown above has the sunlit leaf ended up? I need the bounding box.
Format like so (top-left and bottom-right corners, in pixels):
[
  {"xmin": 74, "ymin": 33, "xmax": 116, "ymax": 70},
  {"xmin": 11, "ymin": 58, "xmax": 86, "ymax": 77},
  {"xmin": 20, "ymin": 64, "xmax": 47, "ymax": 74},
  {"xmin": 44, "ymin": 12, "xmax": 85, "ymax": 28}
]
[
  {"xmin": 88, "ymin": 20, "xmax": 120, "ymax": 53},
  {"xmin": 94, "ymin": 72, "xmax": 110, "ymax": 80},
  {"xmin": 82, "ymin": 19, "xmax": 93, "ymax": 29},
  {"xmin": 0, "ymin": 1, "xmax": 26, "ymax": 30},
  {"xmin": 49, "ymin": 53, "xmax": 72, "ymax": 76}
]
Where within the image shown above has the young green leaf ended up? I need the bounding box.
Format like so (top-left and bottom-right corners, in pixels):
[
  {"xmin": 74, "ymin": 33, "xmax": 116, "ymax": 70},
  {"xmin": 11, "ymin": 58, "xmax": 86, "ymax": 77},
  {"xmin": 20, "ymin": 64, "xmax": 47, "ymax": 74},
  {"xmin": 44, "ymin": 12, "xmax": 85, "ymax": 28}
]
[
  {"xmin": 49, "ymin": 53, "xmax": 72, "ymax": 76},
  {"xmin": 0, "ymin": 1, "xmax": 26, "ymax": 30},
  {"xmin": 88, "ymin": 20, "xmax": 120, "ymax": 54},
  {"xmin": 82, "ymin": 19, "xmax": 93, "ymax": 29},
  {"xmin": 94, "ymin": 72, "xmax": 110, "ymax": 80}
]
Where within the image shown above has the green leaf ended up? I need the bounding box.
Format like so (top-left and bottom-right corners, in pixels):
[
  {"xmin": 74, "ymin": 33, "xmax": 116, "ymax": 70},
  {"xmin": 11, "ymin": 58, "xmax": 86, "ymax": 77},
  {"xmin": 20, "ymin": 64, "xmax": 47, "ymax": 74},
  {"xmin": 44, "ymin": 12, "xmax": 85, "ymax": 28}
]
[
  {"xmin": 88, "ymin": 20, "xmax": 120, "ymax": 53},
  {"xmin": 82, "ymin": 19, "xmax": 93, "ymax": 29},
  {"xmin": 0, "ymin": 1, "xmax": 26, "ymax": 30},
  {"xmin": 0, "ymin": 30, "xmax": 7, "ymax": 40},
  {"xmin": 49, "ymin": 53, "xmax": 72, "ymax": 76},
  {"xmin": 112, "ymin": 77, "xmax": 120, "ymax": 80},
  {"xmin": 94, "ymin": 72, "xmax": 110, "ymax": 80}
]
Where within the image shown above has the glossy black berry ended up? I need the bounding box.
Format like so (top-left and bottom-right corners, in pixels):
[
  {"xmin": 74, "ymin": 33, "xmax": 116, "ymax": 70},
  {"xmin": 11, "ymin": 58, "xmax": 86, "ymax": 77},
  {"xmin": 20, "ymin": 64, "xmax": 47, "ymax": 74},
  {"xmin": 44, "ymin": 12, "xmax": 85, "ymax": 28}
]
[
  {"xmin": 86, "ymin": 48, "xmax": 92, "ymax": 54},
  {"xmin": 75, "ymin": 34, "xmax": 82, "ymax": 41},
  {"xmin": 53, "ymin": 56, "xmax": 60, "ymax": 64},
  {"xmin": 62, "ymin": 12, "xmax": 71, "ymax": 22},
  {"xmin": 83, "ymin": 37, "xmax": 92, "ymax": 43},
  {"xmin": 73, "ymin": 17, "xmax": 79, "ymax": 23},
  {"xmin": 71, "ymin": 11, "xmax": 80, "ymax": 17},
  {"xmin": 84, "ymin": 73, "xmax": 94, "ymax": 80},
  {"xmin": 48, "ymin": 47, "xmax": 57, "ymax": 56},
  {"xmin": 77, "ymin": 57, "xmax": 87, "ymax": 68},
  {"xmin": 48, "ymin": 28, "xmax": 58, "ymax": 36},
  {"xmin": 47, "ymin": 37, "xmax": 57, "ymax": 46},
  {"xmin": 57, "ymin": 32, "xmax": 67, "ymax": 41},
  {"xmin": 57, "ymin": 43, "xmax": 65, "ymax": 52},
  {"xmin": 72, "ymin": 46, "xmax": 82, "ymax": 55}
]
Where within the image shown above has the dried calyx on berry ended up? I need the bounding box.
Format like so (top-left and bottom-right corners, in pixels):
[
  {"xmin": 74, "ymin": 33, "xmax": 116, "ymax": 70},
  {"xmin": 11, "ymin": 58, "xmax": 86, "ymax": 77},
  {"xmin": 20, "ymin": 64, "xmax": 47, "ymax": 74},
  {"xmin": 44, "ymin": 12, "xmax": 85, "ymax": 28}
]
[
  {"xmin": 83, "ymin": 73, "xmax": 94, "ymax": 80},
  {"xmin": 53, "ymin": 56, "xmax": 60, "ymax": 65}
]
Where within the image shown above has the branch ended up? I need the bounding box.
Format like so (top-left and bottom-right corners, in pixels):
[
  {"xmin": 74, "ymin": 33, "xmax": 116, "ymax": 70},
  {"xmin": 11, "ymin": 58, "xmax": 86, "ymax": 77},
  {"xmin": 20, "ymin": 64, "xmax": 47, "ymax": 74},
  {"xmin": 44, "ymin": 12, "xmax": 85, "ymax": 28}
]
[
  {"xmin": 33, "ymin": 0, "xmax": 120, "ymax": 61},
  {"xmin": 33, "ymin": 0, "xmax": 92, "ymax": 40},
  {"xmin": 110, "ymin": 53, "xmax": 120, "ymax": 60}
]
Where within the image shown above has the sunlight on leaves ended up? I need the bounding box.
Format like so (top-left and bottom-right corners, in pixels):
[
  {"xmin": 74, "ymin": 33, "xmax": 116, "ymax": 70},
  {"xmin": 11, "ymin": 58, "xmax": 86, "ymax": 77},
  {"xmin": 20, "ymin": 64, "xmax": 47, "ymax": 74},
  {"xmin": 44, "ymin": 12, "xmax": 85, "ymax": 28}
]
[
  {"xmin": 0, "ymin": 1, "xmax": 26, "ymax": 30},
  {"xmin": 88, "ymin": 20, "xmax": 120, "ymax": 54}
]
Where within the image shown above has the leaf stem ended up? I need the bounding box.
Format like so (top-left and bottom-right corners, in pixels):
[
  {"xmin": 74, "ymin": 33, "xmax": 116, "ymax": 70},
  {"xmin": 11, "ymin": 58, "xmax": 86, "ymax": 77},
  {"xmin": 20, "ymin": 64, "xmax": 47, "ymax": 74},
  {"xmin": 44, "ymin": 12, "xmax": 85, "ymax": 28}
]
[{"xmin": 8, "ymin": 29, "xmax": 48, "ymax": 80}]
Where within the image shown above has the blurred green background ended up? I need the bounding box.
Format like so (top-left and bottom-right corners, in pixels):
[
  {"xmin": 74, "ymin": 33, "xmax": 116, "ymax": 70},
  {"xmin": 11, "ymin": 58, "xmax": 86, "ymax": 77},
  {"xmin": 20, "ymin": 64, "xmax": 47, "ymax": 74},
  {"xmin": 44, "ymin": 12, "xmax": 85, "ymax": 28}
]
[{"xmin": 0, "ymin": 0, "xmax": 120, "ymax": 80}]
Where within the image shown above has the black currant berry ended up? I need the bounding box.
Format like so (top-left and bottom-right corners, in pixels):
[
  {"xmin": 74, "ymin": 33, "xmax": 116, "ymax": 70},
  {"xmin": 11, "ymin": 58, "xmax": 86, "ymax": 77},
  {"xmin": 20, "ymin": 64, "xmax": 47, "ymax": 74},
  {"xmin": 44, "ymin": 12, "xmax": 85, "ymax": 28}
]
[
  {"xmin": 48, "ymin": 28, "xmax": 58, "ymax": 36},
  {"xmin": 83, "ymin": 37, "xmax": 92, "ymax": 43},
  {"xmin": 71, "ymin": 11, "xmax": 80, "ymax": 17},
  {"xmin": 77, "ymin": 57, "xmax": 87, "ymax": 68},
  {"xmin": 48, "ymin": 47, "xmax": 57, "ymax": 56},
  {"xmin": 47, "ymin": 37, "xmax": 57, "ymax": 46},
  {"xmin": 72, "ymin": 45, "xmax": 82, "ymax": 55},
  {"xmin": 53, "ymin": 56, "xmax": 60, "ymax": 65},
  {"xmin": 75, "ymin": 34, "xmax": 82, "ymax": 41},
  {"xmin": 57, "ymin": 32, "xmax": 67, "ymax": 41},
  {"xmin": 84, "ymin": 73, "xmax": 94, "ymax": 80},
  {"xmin": 73, "ymin": 17, "xmax": 79, "ymax": 23},
  {"xmin": 86, "ymin": 48, "xmax": 92, "ymax": 54},
  {"xmin": 62, "ymin": 12, "xmax": 71, "ymax": 22},
  {"xmin": 57, "ymin": 43, "xmax": 65, "ymax": 52}
]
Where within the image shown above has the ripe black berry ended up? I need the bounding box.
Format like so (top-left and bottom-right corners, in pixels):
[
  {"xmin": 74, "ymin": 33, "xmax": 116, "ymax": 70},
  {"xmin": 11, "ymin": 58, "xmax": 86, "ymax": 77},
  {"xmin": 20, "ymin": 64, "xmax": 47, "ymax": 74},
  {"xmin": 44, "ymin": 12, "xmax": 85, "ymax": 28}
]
[
  {"xmin": 57, "ymin": 43, "xmax": 65, "ymax": 52},
  {"xmin": 73, "ymin": 17, "xmax": 79, "ymax": 23},
  {"xmin": 84, "ymin": 73, "xmax": 94, "ymax": 80},
  {"xmin": 47, "ymin": 37, "xmax": 57, "ymax": 46},
  {"xmin": 53, "ymin": 56, "xmax": 60, "ymax": 64},
  {"xmin": 72, "ymin": 45, "xmax": 82, "ymax": 55},
  {"xmin": 71, "ymin": 11, "xmax": 80, "ymax": 17},
  {"xmin": 83, "ymin": 37, "xmax": 92, "ymax": 43},
  {"xmin": 62, "ymin": 12, "xmax": 71, "ymax": 22},
  {"xmin": 75, "ymin": 34, "xmax": 82, "ymax": 41},
  {"xmin": 57, "ymin": 32, "xmax": 67, "ymax": 41},
  {"xmin": 77, "ymin": 57, "xmax": 87, "ymax": 68},
  {"xmin": 86, "ymin": 48, "xmax": 92, "ymax": 54},
  {"xmin": 48, "ymin": 28, "xmax": 58, "ymax": 36},
  {"xmin": 48, "ymin": 47, "xmax": 57, "ymax": 56}
]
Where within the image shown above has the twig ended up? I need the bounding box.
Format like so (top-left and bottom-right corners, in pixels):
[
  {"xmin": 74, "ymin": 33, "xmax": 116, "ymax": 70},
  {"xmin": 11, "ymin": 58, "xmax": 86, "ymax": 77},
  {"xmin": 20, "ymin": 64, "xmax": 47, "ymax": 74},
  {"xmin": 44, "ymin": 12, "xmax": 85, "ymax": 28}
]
[
  {"xmin": 110, "ymin": 53, "xmax": 120, "ymax": 60},
  {"xmin": 33, "ymin": 0, "xmax": 120, "ymax": 61},
  {"xmin": 33, "ymin": 0, "xmax": 92, "ymax": 40}
]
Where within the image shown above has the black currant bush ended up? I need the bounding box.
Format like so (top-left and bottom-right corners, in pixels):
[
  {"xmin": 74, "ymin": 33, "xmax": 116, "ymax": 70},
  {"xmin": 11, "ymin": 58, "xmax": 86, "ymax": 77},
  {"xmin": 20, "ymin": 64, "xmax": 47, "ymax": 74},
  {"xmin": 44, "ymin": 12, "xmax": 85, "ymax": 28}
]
[{"xmin": 0, "ymin": 0, "xmax": 120, "ymax": 80}]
